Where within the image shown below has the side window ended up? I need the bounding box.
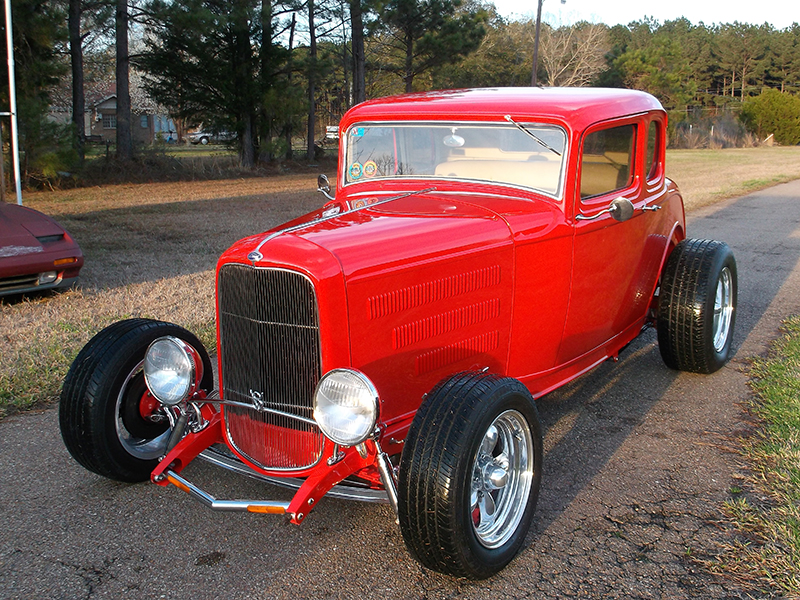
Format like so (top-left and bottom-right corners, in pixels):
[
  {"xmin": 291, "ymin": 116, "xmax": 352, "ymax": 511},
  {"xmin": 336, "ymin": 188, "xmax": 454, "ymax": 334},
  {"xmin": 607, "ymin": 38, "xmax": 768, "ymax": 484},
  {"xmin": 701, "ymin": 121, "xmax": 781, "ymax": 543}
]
[
  {"xmin": 645, "ymin": 121, "xmax": 661, "ymax": 181},
  {"xmin": 580, "ymin": 124, "xmax": 635, "ymax": 199}
]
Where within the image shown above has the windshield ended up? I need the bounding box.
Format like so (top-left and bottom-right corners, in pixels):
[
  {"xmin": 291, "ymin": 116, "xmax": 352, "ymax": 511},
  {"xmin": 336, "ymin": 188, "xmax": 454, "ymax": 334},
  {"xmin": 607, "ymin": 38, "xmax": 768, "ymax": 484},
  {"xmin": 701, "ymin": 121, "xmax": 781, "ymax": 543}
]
[{"xmin": 344, "ymin": 122, "xmax": 567, "ymax": 197}]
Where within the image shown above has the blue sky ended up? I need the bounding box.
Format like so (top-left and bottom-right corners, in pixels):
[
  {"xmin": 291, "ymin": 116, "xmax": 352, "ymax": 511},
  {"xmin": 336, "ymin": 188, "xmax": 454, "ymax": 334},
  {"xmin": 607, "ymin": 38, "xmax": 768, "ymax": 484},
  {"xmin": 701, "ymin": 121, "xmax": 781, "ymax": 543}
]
[{"xmin": 491, "ymin": 0, "xmax": 798, "ymax": 29}]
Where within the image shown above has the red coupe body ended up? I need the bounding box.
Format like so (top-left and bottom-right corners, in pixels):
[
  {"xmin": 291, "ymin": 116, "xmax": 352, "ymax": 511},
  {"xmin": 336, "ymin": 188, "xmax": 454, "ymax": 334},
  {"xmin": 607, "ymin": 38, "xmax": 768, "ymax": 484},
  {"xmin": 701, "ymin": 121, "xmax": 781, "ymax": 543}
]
[
  {"xmin": 192, "ymin": 88, "xmax": 683, "ymax": 486},
  {"xmin": 64, "ymin": 88, "xmax": 737, "ymax": 578}
]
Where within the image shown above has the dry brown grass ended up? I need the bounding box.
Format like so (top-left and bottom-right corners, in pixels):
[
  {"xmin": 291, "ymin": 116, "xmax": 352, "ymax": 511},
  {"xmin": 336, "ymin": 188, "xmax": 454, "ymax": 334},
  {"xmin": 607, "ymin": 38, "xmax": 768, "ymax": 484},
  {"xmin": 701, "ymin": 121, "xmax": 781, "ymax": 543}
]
[
  {"xmin": 667, "ymin": 146, "xmax": 800, "ymax": 210},
  {"xmin": 0, "ymin": 174, "xmax": 325, "ymax": 416},
  {"xmin": 2, "ymin": 147, "xmax": 800, "ymax": 416}
]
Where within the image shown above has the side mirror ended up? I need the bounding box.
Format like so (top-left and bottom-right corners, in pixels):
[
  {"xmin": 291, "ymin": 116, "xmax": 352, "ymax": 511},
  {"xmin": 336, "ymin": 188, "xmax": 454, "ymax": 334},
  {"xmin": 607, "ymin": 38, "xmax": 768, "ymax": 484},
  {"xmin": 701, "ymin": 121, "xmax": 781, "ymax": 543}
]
[
  {"xmin": 610, "ymin": 196, "xmax": 635, "ymax": 222},
  {"xmin": 317, "ymin": 174, "xmax": 334, "ymax": 201}
]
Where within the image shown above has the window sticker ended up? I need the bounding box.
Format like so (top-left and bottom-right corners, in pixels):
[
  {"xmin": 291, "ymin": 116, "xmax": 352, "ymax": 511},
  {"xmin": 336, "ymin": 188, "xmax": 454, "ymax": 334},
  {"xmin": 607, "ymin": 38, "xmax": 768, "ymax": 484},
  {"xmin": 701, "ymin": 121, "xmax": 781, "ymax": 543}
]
[
  {"xmin": 350, "ymin": 127, "xmax": 365, "ymax": 138},
  {"xmin": 349, "ymin": 162, "xmax": 363, "ymax": 180},
  {"xmin": 363, "ymin": 160, "xmax": 378, "ymax": 178}
]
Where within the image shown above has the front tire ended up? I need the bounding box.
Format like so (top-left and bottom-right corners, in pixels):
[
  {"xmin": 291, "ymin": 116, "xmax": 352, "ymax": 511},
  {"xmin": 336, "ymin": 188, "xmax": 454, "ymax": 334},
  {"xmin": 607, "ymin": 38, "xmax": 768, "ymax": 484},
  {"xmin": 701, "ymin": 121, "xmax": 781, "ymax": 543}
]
[
  {"xmin": 59, "ymin": 318, "xmax": 213, "ymax": 482},
  {"xmin": 657, "ymin": 238, "xmax": 737, "ymax": 374},
  {"xmin": 398, "ymin": 372, "xmax": 543, "ymax": 579}
]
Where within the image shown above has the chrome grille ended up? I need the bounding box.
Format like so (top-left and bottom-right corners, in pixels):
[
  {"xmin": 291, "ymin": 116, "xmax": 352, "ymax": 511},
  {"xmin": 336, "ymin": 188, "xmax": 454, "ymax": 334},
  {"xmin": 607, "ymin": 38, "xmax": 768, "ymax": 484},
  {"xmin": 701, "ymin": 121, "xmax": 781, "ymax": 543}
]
[{"xmin": 218, "ymin": 264, "xmax": 325, "ymax": 470}]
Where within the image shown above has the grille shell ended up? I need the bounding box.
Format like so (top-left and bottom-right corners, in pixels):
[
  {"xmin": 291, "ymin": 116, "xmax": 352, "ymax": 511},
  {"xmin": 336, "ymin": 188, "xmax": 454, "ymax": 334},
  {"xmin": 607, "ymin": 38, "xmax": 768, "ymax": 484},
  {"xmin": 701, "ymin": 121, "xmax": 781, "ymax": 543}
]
[{"xmin": 217, "ymin": 264, "xmax": 325, "ymax": 471}]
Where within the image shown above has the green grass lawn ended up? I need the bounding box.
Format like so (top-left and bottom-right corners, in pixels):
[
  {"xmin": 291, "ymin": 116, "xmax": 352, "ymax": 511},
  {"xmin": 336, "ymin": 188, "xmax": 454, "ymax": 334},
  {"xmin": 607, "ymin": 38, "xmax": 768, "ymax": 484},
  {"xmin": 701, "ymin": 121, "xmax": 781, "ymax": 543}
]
[{"xmin": 712, "ymin": 317, "xmax": 800, "ymax": 595}]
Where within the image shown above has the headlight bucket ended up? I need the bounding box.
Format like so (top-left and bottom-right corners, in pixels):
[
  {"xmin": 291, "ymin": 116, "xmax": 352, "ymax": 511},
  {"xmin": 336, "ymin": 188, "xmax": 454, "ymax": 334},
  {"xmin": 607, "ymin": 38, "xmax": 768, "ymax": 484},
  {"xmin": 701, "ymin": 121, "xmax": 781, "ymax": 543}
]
[
  {"xmin": 144, "ymin": 336, "xmax": 204, "ymax": 406},
  {"xmin": 313, "ymin": 369, "xmax": 379, "ymax": 446}
]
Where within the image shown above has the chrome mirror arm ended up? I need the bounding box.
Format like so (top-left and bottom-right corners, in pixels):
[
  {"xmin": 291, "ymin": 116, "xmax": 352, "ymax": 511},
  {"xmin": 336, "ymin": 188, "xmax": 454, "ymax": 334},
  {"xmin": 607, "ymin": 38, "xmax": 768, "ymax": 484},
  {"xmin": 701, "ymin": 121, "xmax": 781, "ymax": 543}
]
[
  {"xmin": 575, "ymin": 206, "xmax": 616, "ymax": 221},
  {"xmin": 576, "ymin": 196, "xmax": 635, "ymax": 222}
]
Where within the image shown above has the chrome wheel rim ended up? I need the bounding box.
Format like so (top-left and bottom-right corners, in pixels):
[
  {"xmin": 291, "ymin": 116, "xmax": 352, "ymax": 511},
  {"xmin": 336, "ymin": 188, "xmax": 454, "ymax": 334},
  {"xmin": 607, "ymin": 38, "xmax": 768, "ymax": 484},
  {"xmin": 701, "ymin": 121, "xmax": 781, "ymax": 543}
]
[
  {"xmin": 713, "ymin": 267, "xmax": 733, "ymax": 353},
  {"xmin": 470, "ymin": 409, "xmax": 534, "ymax": 549},
  {"xmin": 115, "ymin": 359, "xmax": 171, "ymax": 460}
]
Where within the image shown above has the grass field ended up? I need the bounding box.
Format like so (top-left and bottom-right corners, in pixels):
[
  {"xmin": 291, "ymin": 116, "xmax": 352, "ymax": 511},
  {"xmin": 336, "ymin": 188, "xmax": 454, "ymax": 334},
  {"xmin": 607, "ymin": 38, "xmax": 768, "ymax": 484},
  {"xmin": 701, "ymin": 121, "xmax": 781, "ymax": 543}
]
[
  {"xmin": 4, "ymin": 146, "xmax": 800, "ymax": 416},
  {"xmin": 666, "ymin": 146, "xmax": 800, "ymax": 209}
]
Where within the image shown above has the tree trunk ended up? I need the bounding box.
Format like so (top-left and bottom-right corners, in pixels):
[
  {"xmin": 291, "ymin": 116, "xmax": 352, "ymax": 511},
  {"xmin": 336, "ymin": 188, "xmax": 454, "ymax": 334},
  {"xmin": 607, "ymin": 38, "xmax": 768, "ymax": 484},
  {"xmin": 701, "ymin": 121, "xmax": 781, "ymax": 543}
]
[
  {"xmin": 231, "ymin": 0, "xmax": 255, "ymax": 167},
  {"xmin": 350, "ymin": 0, "xmax": 365, "ymax": 104},
  {"xmin": 404, "ymin": 31, "xmax": 414, "ymax": 93},
  {"xmin": 115, "ymin": 0, "xmax": 132, "ymax": 160},
  {"xmin": 306, "ymin": 0, "xmax": 317, "ymax": 161},
  {"xmin": 242, "ymin": 113, "xmax": 255, "ymax": 166},
  {"xmin": 284, "ymin": 13, "xmax": 296, "ymax": 160},
  {"xmin": 68, "ymin": 0, "xmax": 84, "ymax": 162},
  {"xmin": 260, "ymin": 0, "xmax": 273, "ymax": 160}
]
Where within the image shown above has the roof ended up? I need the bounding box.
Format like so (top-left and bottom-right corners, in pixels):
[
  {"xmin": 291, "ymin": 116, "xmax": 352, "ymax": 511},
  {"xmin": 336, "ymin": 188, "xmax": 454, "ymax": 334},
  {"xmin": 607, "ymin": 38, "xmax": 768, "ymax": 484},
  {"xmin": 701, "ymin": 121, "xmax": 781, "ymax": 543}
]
[{"xmin": 341, "ymin": 87, "xmax": 664, "ymax": 133}]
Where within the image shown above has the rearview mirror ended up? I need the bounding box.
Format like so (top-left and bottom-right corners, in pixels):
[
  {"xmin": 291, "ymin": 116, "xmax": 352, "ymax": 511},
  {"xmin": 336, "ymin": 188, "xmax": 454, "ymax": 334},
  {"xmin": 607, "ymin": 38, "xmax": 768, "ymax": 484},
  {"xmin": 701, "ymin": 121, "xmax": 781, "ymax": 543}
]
[
  {"xmin": 610, "ymin": 197, "xmax": 634, "ymax": 222},
  {"xmin": 317, "ymin": 174, "xmax": 334, "ymax": 201}
]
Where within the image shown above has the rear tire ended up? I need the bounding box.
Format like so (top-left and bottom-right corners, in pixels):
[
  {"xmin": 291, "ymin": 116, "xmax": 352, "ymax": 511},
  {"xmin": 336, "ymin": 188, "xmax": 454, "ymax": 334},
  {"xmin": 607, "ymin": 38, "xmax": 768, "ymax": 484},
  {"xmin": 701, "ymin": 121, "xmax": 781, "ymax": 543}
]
[
  {"xmin": 59, "ymin": 318, "xmax": 213, "ymax": 482},
  {"xmin": 657, "ymin": 239, "xmax": 737, "ymax": 374},
  {"xmin": 398, "ymin": 372, "xmax": 543, "ymax": 579}
]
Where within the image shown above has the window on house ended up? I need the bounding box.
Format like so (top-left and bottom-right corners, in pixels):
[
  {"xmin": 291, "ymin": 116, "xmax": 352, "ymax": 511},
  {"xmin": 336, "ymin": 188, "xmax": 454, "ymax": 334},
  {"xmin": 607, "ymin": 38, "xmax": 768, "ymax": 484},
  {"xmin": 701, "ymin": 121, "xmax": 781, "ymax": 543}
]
[
  {"xmin": 102, "ymin": 114, "xmax": 117, "ymax": 130},
  {"xmin": 140, "ymin": 115, "xmax": 149, "ymax": 128}
]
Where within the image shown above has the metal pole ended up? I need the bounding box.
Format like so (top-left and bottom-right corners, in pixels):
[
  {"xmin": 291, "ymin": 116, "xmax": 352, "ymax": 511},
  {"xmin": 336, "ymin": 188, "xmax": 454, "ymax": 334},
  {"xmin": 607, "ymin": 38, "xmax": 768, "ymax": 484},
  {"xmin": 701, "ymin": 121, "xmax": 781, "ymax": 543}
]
[
  {"xmin": 531, "ymin": 0, "xmax": 544, "ymax": 87},
  {"xmin": 4, "ymin": 0, "xmax": 22, "ymax": 205},
  {"xmin": 0, "ymin": 119, "xmax": 5, "ymax": 202}
]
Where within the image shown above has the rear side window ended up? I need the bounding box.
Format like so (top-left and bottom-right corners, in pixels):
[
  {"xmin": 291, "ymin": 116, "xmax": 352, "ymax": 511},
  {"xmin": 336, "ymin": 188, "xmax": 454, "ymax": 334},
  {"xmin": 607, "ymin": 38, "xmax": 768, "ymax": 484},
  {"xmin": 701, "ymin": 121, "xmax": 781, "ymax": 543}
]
[
  {"xmin": 580, "ymin": 124, "xmax": 635, "ymax": 199},
  {"xmin": 645, "ymin": 121, "xmax": 661, "ymax": 181}
]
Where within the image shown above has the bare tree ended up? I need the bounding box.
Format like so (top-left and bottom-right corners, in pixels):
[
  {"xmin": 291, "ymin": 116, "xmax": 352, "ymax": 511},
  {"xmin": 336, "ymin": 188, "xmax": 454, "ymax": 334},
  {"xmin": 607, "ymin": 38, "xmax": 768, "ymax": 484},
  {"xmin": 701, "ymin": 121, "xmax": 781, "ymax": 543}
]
[{"xmin": 539, "ymin": 22, "xmax": 608, "ymax": 87}]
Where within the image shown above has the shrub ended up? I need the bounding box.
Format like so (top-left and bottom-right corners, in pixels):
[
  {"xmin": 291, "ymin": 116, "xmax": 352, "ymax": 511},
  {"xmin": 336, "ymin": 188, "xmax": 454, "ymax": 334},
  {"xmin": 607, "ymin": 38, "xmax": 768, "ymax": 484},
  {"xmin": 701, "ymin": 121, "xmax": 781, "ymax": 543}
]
[{"xmin": 740, "ymin": 89, "xmax": 800, "ymax": 146}]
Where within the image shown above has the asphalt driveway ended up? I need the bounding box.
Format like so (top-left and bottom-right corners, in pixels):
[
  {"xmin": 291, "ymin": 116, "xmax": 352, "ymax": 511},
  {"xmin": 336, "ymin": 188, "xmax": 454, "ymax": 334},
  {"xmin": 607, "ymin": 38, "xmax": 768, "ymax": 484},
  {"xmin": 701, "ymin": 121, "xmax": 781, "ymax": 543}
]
[{"xmin": 3, "ymin": 180, "xmax": 800, "ymax": 599}]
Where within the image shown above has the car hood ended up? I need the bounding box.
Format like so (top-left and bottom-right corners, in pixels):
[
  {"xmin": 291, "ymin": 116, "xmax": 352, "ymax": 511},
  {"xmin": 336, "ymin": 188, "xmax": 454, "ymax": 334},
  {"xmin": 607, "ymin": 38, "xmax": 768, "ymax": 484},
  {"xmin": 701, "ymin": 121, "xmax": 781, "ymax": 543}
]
[
  {"xmin": 246, "ymin": 192, "xmax": 513, "ymax": 281},
  {"xmin": 0, "ymin": 203, "xmax": 64, "ymax": 258}
]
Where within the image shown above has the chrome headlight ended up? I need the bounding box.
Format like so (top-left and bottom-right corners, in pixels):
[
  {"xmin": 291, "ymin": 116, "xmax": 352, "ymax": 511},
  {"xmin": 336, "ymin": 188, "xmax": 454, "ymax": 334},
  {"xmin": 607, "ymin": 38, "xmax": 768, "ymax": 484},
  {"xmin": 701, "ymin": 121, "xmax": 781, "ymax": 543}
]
[
  {"xmin": 144, "ymin": 336, "xmax": 203, "ymax": 406},
  {"xmin": 313, "ymin": 369, "xmax": 379, "ymax": 446}
]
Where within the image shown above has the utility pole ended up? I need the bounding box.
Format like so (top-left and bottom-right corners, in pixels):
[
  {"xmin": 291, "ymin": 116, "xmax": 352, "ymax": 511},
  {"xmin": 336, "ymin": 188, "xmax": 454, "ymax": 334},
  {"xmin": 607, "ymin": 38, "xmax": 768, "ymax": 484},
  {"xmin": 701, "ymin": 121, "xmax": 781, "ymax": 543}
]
[
  {"xmin": 531, "ymin": 0, "xmax": 544, "ymax": 86},
  {"xmin": 531, "ymin": 0, "xmax": 566, "ymax": 87}
]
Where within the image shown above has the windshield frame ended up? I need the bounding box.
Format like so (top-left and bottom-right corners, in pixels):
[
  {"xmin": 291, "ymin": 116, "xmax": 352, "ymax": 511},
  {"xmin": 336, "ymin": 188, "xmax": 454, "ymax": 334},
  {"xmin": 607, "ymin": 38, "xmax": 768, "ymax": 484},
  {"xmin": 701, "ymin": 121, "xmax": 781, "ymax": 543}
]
[{"xmin": 341, "ymin": 120, "xmax": 570, "ymax": 200}]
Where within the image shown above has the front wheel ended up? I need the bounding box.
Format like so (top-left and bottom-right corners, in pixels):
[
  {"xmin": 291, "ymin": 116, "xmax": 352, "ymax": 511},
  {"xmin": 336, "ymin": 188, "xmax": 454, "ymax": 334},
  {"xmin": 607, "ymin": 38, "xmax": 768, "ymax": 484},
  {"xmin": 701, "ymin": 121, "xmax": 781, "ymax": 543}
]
[
  {"xmin": 59, "ymin": 319, "xmax": 213, "ymax": 482},
  {"xmin": 398, "ymin": 372, "xmax": 543, "ymax": 579},
  {"xmin": 657, "ymin": 238, "xmax": 737, "ymax": 374}
]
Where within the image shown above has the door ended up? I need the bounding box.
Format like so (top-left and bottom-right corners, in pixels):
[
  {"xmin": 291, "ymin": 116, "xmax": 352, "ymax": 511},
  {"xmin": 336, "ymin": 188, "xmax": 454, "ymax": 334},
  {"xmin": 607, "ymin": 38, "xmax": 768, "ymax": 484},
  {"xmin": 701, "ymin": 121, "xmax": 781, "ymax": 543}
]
[{"xmin": 558, "ymin": 117, "xmax": 667, "ymax": 363}]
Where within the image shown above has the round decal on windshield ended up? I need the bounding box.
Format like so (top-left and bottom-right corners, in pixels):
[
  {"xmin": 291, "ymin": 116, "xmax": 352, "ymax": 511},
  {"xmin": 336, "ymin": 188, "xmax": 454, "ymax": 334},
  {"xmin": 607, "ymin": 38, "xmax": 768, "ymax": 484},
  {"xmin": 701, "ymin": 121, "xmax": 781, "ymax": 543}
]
[
  {"xmin": 349, "ymin": 162, "xmax": 363, "ymax": 180},
  {"xmin": 363, "ymin": 160, "xmax": 378, "ymax": 178}
]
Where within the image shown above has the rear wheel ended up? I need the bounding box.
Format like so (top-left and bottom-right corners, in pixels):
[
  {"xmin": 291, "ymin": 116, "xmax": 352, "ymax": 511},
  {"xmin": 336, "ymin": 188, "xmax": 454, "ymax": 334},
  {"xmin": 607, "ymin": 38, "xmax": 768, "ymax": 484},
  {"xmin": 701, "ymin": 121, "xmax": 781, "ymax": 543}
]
[
  {"xmin": 398, "ymin": 372, "xmax": 543, "ymax": 579},
  {"xmin": 59, "ymin": 318, "xmax": 213, "ymax": 482},
  {"xmin": 657, "ymin": 238, "xmax": 737, "ymax": 374}
]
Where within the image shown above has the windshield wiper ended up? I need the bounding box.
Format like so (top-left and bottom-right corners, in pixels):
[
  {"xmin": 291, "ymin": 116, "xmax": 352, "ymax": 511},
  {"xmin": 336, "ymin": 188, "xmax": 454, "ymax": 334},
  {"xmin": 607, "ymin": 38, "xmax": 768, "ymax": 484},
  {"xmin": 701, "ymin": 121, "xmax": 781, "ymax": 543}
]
[{"xmin": 504, "ymin": 115, "xmax": 562, "ymax": 157}]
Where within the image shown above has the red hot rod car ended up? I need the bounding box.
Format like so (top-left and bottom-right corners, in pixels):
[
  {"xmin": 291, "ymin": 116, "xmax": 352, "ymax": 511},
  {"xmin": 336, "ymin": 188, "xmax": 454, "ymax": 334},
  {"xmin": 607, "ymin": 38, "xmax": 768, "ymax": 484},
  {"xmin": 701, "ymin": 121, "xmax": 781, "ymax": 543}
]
[{"xmin": 60, "ymin": 88, "xmax": 737, "ymax": 579}]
